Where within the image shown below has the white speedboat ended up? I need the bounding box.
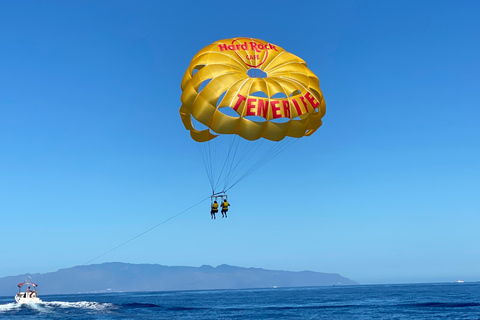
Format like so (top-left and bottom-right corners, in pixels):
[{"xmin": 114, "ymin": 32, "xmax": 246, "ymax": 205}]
[{"xmin": 15, "ymin": 277, "xmax": 42, "ymax": 304}]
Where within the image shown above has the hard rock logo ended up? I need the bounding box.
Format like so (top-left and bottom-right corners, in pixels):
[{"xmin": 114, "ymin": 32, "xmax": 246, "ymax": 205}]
[{"xmin": 217, "ymin": 38, "xmax": 278, "ymax": 68}]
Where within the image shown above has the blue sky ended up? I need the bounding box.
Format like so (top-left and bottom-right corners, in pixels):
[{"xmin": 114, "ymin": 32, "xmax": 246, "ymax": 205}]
[{"xmin": 0, "ymin": 0, "xmax": 479, "ymax": 284}]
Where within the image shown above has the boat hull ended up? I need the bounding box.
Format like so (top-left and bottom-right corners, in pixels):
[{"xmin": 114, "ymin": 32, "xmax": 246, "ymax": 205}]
[{"xmin": 15, "ymin": 296, "xmax": 42, "ymax": 304}]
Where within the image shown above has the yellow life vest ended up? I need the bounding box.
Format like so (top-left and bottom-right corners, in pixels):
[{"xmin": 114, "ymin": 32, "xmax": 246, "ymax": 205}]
[
  {"xmin": 212, "ymin": 203, "xmax": 218, "ymax": 209},
  {"xmin": 222, "ymin": 202, "xmax": 229, "ymax": 209}
]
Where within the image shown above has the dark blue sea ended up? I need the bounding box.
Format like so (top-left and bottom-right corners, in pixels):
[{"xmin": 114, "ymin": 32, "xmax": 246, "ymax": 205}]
[{"xmin": 1, "ymin": 283, "xmax": 479, "ymax": 319}]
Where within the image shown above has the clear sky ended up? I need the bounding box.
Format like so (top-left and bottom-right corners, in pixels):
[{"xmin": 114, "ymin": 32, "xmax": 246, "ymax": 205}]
[{"xmin": 0, "ymin": 0, "xmax": 479, "ymax": 285}]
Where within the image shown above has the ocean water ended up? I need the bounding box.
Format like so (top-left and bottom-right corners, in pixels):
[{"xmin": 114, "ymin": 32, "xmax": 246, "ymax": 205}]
[{"xmin": 0, "ymin": 283, "xmax": 478, "ymax": 319}]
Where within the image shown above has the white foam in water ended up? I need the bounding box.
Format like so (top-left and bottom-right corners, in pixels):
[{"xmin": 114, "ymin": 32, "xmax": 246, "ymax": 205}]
[
  {"xmin": 44, "ymin": 301, "xmax": 114, "ymax": 310},
  {"xmin": 0, "ymin": 302, "xmax": 22, "ymax": 312},
  {"xmin": 0, "ymin": 301, "xmax": 114, "ymax": 313},
  {"xmin": 25, "ymin": 303, "xmax": 49, "ymax": 312}
]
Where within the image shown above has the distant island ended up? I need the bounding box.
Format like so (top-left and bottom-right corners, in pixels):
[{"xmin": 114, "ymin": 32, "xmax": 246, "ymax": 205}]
[{"xmin": 0, "ymin": 262, "xmax": 358, "ymax": 296}]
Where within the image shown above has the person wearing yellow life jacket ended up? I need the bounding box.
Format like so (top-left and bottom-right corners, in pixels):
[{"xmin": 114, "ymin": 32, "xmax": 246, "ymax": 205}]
[
  {"xmin": 211, "ymin": 201, "xmax": 218, "ymax": 219},
  {"xmin": 221, "ymin": 200, "xmax": 230, "ymax": 218}
]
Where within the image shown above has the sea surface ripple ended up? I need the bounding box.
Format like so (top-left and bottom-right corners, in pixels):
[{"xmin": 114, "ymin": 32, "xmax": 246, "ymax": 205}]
[{"xmin": 0, "ymin": 282, "xmax": 478, "ymax": 319}]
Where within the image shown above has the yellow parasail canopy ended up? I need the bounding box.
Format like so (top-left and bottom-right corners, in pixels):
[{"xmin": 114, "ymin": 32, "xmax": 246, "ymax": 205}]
[{"xmin": 180, "ymin": 37, "xmax": 326, "ymax": 142}]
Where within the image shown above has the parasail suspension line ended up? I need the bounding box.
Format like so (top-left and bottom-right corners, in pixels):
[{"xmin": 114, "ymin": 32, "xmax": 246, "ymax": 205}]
[
  {"xmin": 81, "ymin": 195, "xmax": 211, "ymax": 267},
  {"xmin": 47, "ymin": 195, "xmax": 211, "ymax": 285}
]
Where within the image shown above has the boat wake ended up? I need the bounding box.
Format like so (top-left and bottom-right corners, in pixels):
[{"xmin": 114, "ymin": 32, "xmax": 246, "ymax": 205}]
[
  {"xmin": 44, "ymin": 301, "xmax": 114, "ymax": 310},
  {"xmin": 0, "ymin": 302, "xmax": 21, "ymax": 312},
  {"xmin": 0, "ymin": 301, "xmax": 114, "ymax": 313}
]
